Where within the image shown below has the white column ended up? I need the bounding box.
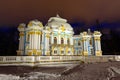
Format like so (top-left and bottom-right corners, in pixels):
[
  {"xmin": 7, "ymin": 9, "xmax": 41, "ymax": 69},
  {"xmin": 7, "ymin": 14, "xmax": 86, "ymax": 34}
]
[
  {"xmin": 19, "ymin": 37, "xmax": 21, "ymax": 50},
  {"xmin": 98, "ymin": 40, "xmax": 101, "ymax": 51},
  {"xmin": 37, "ymin": 34, "xmax": 40, "ymax": 49},
  {"xmin": 45, "ymin": 36, "xmax": 47, "ymax": 50},
  {"xmin": 84, "ymin": 40, "xmax": 86, "ymax": 51},
  {"xmin": 96, "ymin": 40, "xmax": 99, "ymax": 51},
  {"xmin": 47, "ymin": 37, "xmax": 49, "ymax": 50},
  {"xmin": 58, "ymin": 34, "xmax": 61, "ymax": 44},
  {"xmin": 35, "ymin": 34, "xmax": 38, "ymax": 49},
  {"xmin": 32, "ymin": 34, "xmax": 34, "ymax": 49},
  {"xmin": 39, "ymin": 34, "xmax": 41, "ymax": 49},
  {"xmin": 30, "ymin": 34, "xmax": 32, "ymax": 49},
  {"xmin": 57, "ymin": 36, "xmax": 59, "ymax": 44},
  {"xmin": 51, "ymin": 33, "xmax": 53, "ymax": 44},
  {"xmin": 96, "ymin": 39, "xmax": 101, "ymax": 51},
  {"xmin": 64, "ymin": 36, "xmax": 67, "ymax": 44},
  {"xmin": 33, "ymin": 34, "xmax": 35, "ymax": 49},
  {"xmin": 95, "ymin": 39, "xmax": 98, "ymax": 51}
]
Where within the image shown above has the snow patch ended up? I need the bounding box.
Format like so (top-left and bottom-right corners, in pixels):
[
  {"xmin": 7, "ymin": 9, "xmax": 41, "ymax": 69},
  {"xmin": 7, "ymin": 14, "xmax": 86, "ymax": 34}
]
[
  {"xmin": 0, "ymin": 74, "xmax": 20, "ymax": 80},
  {"xmin": 21, "ymin": 72, "xmax": 61, "ymax": 80},
  {"xmin": 107, "ymin": 67, "xmax": 120, "ymax": 80},
  {"xmin": 0, "ymin": 72, "xmax": 61, "ymax": 80}
]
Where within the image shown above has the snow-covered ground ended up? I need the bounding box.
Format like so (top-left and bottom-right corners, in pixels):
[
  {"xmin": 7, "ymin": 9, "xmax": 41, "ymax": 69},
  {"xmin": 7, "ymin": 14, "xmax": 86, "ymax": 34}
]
[
  {"xmin": 0, "ymin": 62, "xmax": 120, "ymax": 80},
  {"xmin": 0, "ymin": 74, "xmax": 20, "ymax": 80},
  {"xmin": 0, "ymin": 72, "xmax": 61, "ymax": 80}
]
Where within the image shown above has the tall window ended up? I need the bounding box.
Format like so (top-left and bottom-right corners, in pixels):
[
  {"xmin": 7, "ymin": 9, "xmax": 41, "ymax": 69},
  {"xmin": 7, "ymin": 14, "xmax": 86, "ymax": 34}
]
[
  {"xmin": 67, "ymin": 38, "xmax": 70, "ymax": 45},
  {"xmin": 68, "ymin": 51, "xmax": 71, "ymax": 54},
  {"xmin": 78, "ymin": 40, "xmax": 81, "ymax": 46},
  {"xmin": 61, "ymin": 38, "xmax": 64, "ymax": 44},
  {"xmin": 54, "ymin": 37, "xmax": 57, "ymax": 44},
  {"xmin": 54, "ymin": 50, "xmax": 57, "ymax": 54},
  {"xmin": 61, "ymin": 51, "xmax": 64, "ymax": 54},
  {"xmin": 40, "ymin": 35, "xmax": 42, "ymax": 41},
  {"xmin": 90, "ymin": 39, "xmax": 92, "ymax": 45},
  {"xmin": 27, "ymin": 34, "xmax": 30, "ymax": 42}
]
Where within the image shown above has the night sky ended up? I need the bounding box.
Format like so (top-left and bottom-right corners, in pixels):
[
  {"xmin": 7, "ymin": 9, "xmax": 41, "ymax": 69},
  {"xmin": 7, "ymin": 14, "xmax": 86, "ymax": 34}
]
[
  {"xmin": 0, "ymin": 0, "xmax": 120, "ymax": 55},
  {"xmin": 0, "ymin": 0, "xmax": 120, "ymax": 25}
]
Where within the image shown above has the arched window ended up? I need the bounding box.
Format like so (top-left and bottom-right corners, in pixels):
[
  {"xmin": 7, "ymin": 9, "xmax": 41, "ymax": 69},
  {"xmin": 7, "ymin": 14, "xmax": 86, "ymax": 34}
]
[
  {"xmin": 78, "ymin": 40, "xmax": 81, "ymax": 46},
  {"xmin": 61, "ymin": 38, "xmax": 64, "ymax": 44},
  {"xmin": 90, "ymin": 39, "xmax": 92, "ymax": 45},
  {"xmin": 67, "ymin": 38, "xmax": 70, "ymax": 45},
  {"xmin": 27, "ymin": 34, "xmax": 30, "ymax": 42},
  {"xmin": 54, "ymin": 50, "xmax": 57, "ymax": 54},
  {"xmin": 61, "ymin": 51, "xmax": 64, "ymax": 54},
  {"xmin": 54, "ymin": 37, "xmax": 57, "ymax": 44}
]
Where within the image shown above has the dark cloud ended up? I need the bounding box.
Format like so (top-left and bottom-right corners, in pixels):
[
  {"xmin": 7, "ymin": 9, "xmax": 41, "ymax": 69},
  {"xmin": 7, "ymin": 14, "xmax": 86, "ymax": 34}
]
[{"xmin": 0, "ymin": 0, "xmax": 120, "ymax": 26}]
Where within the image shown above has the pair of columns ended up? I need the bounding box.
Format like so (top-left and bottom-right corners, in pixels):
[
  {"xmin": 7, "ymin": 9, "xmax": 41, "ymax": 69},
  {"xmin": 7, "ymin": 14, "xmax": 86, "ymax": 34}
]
[
  {"xmin": 41, "ymin": 32, "xmax": 50, "ymax": 55},
  {"xmin": 82, "ymin": 36, "xmax": 102, "ymax": 56},
  {"xmin": 94, "ymin": 37, "xmax": 102, "ymax": 56},
  {"xmin": 28, "ymin": 31, "xmax": 41, "ymax": 50},
  {"xmin": 17, "ymin": 31, "xmax": 25, "ymax": 55},
  {"xmin": 18, "ymin": 32, "xmax": 24, "ymax": 51},
  {"xmin": 82, "ymin": 37, "xmax": 89, "ymax": 56}
]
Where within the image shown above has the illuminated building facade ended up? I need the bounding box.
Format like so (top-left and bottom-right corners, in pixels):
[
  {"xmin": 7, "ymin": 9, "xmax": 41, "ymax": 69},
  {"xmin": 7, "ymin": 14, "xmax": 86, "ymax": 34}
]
[{"xmin": 17, "ymin": 15, "xmax": 102, "ymax": 56}]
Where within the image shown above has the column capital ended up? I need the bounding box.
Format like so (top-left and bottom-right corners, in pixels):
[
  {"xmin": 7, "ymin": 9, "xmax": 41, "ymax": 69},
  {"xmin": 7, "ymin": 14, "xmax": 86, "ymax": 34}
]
[
  {"xmin": 95, "ymin": 51, "xmax": 102, "ymax": 56},
  {"xmin": 82, "ymin": 51, "xmax": 88, "ymax": 56},
  {"xmin": 46, "ymin": 33, "xmax": 50, "ymax": 38},
  {"xmin": 94, "ymin": 37, "xmax": 100, "ymax": 40},
  {"xmin": 19, "ymin": 32, "xmax": 24, "ymax": 36}
]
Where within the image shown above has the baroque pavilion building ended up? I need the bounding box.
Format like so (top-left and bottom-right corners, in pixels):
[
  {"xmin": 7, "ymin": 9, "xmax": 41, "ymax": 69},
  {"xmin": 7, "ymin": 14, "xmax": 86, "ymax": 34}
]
[{"xmin": 17, "ymin": 15, "xmax": 102, "ymax": 56}]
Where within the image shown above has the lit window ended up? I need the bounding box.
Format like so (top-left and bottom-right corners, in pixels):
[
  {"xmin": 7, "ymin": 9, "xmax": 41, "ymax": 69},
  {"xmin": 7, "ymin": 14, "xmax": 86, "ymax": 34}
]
[
  {"xmin": 67, "ymin": 38, "xmax": 70, "ymax": 44},
  {"xmin": 78, "ymin": 40, "xmax": 81, "ymax": 46},
  {"xmin": 61, "ymin": 51, "xmax": 64, "ymax": 54},
  {"xmin": 90, "ymin": 39, "xmax": 92, "ymax": 45},
  {"xmin": 54, "ymin": 37, "xmax": 57, "ymax": 44},
  {"xmin": 61, "ymin": 38, "xmax": 64, "ymax": 44},
  {"xmin": 68, "ymin": 51, "xmax": 71, "ymax": 54},
  {"xmin": 27, "ymin": 34, "xmax": 30, "ymax": 42},
  {"xmin": 54, "ymin": 50, "xmax": 57, "ymax": 54}
]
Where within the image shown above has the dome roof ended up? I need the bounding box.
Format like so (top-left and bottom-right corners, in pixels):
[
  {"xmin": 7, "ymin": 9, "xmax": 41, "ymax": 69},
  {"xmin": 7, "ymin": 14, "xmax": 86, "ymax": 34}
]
[
  {"xmin": 17, "ymin": 23, "xmax": 26, "ymax": 31},
  {"xmin": 18, "ymin": 23, "xmax": 26, "ymax": 29},
  {"xmin": 27, "ymin": 19, "xmax": 43, "ymax": 28},
  {"xmin": 46, "ymin": 15, "xmax": 73, "ymax": 31}
]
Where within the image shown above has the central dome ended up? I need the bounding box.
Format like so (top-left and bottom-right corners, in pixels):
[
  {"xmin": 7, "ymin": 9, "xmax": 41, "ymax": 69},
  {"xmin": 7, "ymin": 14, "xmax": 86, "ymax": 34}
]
[{"xmin": 46, "ymin": 15, "xmax": 73, "ymax": 31}]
